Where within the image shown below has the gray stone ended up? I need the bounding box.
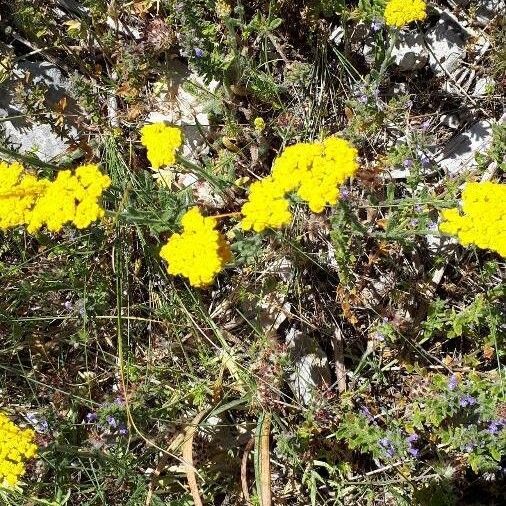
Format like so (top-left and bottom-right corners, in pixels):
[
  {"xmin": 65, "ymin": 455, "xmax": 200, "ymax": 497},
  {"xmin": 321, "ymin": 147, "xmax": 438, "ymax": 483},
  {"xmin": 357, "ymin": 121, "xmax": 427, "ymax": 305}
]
[
  {"xmin": 0, "ymin": 60, "xmax": 79, "ymax": 161},
  {"xmin": 440, "ymin": 113, "xmax": 460, "ymax": 129},
  {"xmin": 286, "ymin": 327, "xmax": 331, "ymax": 406},
  {"xmin": 425, "ymin": 16, "xmax": 467, "ymax": 77},
  {"xmin": 438, "ymin": 120, "xmax": 493, "ymax": 175},
  {"xmin": 392, "ymin": 31, "xmax": 428, "ymax": 71}
]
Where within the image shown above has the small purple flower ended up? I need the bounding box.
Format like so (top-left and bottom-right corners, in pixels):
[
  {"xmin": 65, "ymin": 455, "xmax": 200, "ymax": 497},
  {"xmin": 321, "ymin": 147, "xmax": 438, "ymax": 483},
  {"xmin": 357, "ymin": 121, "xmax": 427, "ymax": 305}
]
[
  {"xmin": 64, "ymin": 300, "xmax": 73, "ymax": 310},
  {"xmin": 359, "ymin": 406, "xmax": 374, "ymax": 421},
  {"xmin": 371, "ymin": 19, "xmax": 383, "ymax": 32},
  {"xmin": 358, "ymin": 94, "xmax": 368, "ymax": 105},
  {"xmin": 427, "ymin": 220, "xmax": 438, "ymax": 231},
  {"xmin": 194, "ymin": 47, "xmax": 204, "ymax": 58},
  {"xmin": 379, "ymin": 438, "xmax": 395, "ymax": 457},
  {"xmin": 403, "ymin": 159, "xmax": 414, "ymax": 168},
  {"xmin": 85, "ymin": 412, "xmax": 98, "ymax": 423},
  {"xmin": 420, "ymin": 119, "xmax": 431, "ymax": 131},
  {"xmin": 463, "ymin": 442, "xmax": 475, "ymax": 452},
  {"xmin": 408, "ymin": 447, "xmax": 420, "ymax": 457},
  {"xmin": 486, "ymin": 419, "xmax": 504, "ymax": 435},
  {"xmin": 340, "ymin": 187, "xmax": 350, "ymax": 200},
  {"xmin": 407, "ymin": 433, "xmax": 419, "ymax": 443},
  {"xmin": 410, "ymin": 218, "xmax": 419, "ymax": 227},
  {"xmin": 419, "ymin": 153, "xmax": 431, "ymax": 168},
  {"xmin": 459, "ymin": 394, "xmax": 477, "ymax": 408},
  {"xmin": 106, "ymin": 415, "xmax": 118, "ymax": 428},
  {"xmin": 114, "ymin": 396, "xmax": 125, "ymax": 406},
  {"xmin": 118, "ymin": 424, "xmax": 129, "ymax": 436},
  {"xmin": 448, "ymin": 374, "xmax": 458, "ymax": 391}
]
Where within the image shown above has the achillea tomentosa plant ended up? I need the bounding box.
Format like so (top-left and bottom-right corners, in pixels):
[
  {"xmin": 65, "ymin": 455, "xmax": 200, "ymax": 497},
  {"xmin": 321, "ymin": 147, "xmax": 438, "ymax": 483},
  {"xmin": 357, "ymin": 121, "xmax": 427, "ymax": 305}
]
[
  {"xmin": 0, "ymin": 412, "xmax": 37, "ymax": 488},
  {"xmin": 0, "ymin": 161, "xmax": 111, "ymax": 233},
  {"xmin": 384, "ymin": 0, "xmax": 427, "ymax": 27},
  {"xmin": 159, "ymin": 207, "xmax": 232, "ymax": 288},
  {"xmin": 140, "ymin": 122, "xmax": 183, "ymax": 170},
  {"xmin": 241, "ymin": 136, "xmax": 359, "ymax": 232},
  {"xmin": 439, "ymin": 181, "xmax": 506, "ymax": 258}
]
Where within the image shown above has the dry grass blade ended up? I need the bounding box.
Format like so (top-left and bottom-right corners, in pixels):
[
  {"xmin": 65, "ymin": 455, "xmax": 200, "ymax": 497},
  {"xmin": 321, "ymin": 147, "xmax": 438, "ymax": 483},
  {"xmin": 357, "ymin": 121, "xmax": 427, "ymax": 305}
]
[
  {"xmin": 333, "ymin": 326, "xmax": 347, "ymax": 394},
  {"xmin": 254, "ymin": 412, "xmax": 272, "ymax": 506},
  {"xmin": 241, "ymin": 436, "xmax": 255, "ymax": 504},
  {"xmin": 182, "ymin": 410, "xmax": 208, "ymax": 506}
]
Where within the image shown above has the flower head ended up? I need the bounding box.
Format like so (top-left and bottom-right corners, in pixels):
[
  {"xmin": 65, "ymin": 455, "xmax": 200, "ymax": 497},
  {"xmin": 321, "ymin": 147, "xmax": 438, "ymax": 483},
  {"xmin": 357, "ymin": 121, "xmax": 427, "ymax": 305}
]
[
  {"xmin": 253, "ymin": 117, "xmax": 266, "ymax": 133},
  {"xmin": 27, "ymin": 164, "xmax": 111, "ymax": 233},
  {"xmin": 459, "ymin": 394, "xmax": 477, "ymax": 408},
  {"xmin": 160, "ymin": 207, "xmax": 232, "ymax": 287},
  {"xmin": 240, "ymin": 136, "xmax": 358, "ymax": 231},
  {"xmin": 0, "ymin": 162, "xmax": 110, "ymax": 234},
  {"xmin": 439, "ymin": 182, "xmax": 506, "ymax": 258},
  {"xmin": 0, "ymin": 412, "xmax": 38, "ymax": 488},
  {"xmin": 384, "ymin": 0, "xmax": 427, "ymax": 28},
  {"xmin": 140, "ymin": 123, "xmax": 183, "ymax": 170}
]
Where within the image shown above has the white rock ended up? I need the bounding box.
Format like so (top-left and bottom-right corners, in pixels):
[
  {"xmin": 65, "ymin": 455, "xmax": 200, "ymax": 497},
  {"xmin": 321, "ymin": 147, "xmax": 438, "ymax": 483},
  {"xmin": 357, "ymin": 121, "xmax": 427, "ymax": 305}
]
[
  {"xmin": 473, "ymin": 76, "xmax": 494, "ymax": 96},
  {"xmin": 438, "ymin": 120, "xmax": 493, "ymax": 175},
  {"xmin": 392, "ymin": 31, "xmax": 428, "ymax": 71},
  {"xmin": 0, "ymin": 61, "xmax": 78, "ymax": 161},
  {"xmin": 475, "ymin": 0, "xmax": 506, "ymax": 26},
  {"xmin": 440, "ymin": 114, "xmax": 460, "ymax": 129},
  {"xmin": 147, "ymin": 59, "xmax": 219, "ymax": 161},
  {"xmin": 286, "ymin": 327, "xmax": 331, "ymax": 406},
  {"xmin": 425, "ymin": 16, "xmax": 467, "ymax": 77}
]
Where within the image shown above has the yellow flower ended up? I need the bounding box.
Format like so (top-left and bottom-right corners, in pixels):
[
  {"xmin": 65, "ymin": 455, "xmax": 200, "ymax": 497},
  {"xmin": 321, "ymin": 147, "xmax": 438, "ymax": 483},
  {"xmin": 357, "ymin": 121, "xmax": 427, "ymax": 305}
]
[
  {"xmin": 27, "ymin": 164, "xmax": 111, "ymax": 233},
  {"xmin": 0, "ymin": 161, "xmax": 48, "ymax": 230},
  {"xmin": 140, "ymin": 123, "xmax": 183, "ymax": 170},
  {"xmin": 439, "ymin": 182, "xmax": 506, "ymax": 258},
  {"xmin": 240, "ymin": 136, "xmax": 358, "ymax": 231},
  {"xmin": 160, "ymin": 207, "xmax": 232, "ymax": 287},
  {"xmin": 384, "ymin": 0, "xmax": 427, "ymax": 28},
  {"xmin": 253, "ymin": 117, "xmax": 266, "ymax": 133},
  {"xmin": 0, "ymin": 411, "xmax": 38, "ymax": 488},
  {"xmin": 0, "ymin": 161, "xmax": 109, "ymax": 234},
  {"xmin": 215, "ymin": 0, "xmax": 231, "ymax": 18},
  {"xmin": 241, "ymin": 177, "xmax": 292, "ymax": 233}
]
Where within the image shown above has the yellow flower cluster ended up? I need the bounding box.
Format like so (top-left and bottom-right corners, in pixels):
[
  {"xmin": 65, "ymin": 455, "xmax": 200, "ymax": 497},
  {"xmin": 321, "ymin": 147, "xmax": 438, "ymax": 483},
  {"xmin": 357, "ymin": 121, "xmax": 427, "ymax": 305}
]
[
  {"xmin": 0, "ymin": 412, "xmax": 37, "ymax": 488},
  {"xmin": 439, "ymin": 182, "xmax": 506, "ymax": 257},
  {"xmin": 384, "ymin": 0, "xmax": 427, "ymax": 27},
  {"xmin": 160, "ymin": 207, "xmax": 232, "ymax": 287},
  {"xmin": 241, "ymin": 137, "xmax": 358, "ymax": 232},
  {"xmin": 140, "ymin": 123, "xmax": 183, "ymax": 170},
  {"xmin": 0, "ymin": 161, "xmax": 110, "ymax": 234}
]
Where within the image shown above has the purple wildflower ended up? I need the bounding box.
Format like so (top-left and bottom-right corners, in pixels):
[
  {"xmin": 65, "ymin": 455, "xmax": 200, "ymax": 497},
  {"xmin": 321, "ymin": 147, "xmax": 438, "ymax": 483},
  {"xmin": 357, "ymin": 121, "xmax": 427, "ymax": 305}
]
[
  {"xmin": 419, "ymin": 153, "xmax": 431, "ymax": 168},
  {"xmin": 85, "ymin": 412, "xmax": 98, "ymax": 423},
  {"xmin": 459, "ymin": 394, "xmax": 477, "ymax": 408},
  {"xmin": 463, "ymin": 442, "xmax": 475, "ymax": 452},
  {"xmin": 114, "ymin": 396, "xmax": 125, "ymax": 406},
  {"xmin": 359, "ymin": 406, "xmax": 374, "ymax": 421},
  {"xmin": 194, "ymin": 47, "xmax": 204, "ymax": 58},
  {"xmin": 340, "ymin": 187, "xmax": 350, "ymax": 200},
  {"xmin": 486, "ymin": 419, "xmax": 505, "ymax": 435},
  {"xmin": 371, "ymin": 19, "xmax": 383, "ymax": 32},
  {"xmin": 118, "ymin": 424, "xmax": 129, "ymax": 436},
  {"xmin": 403, "ymin": 159, "xmax": 414, "ymax": 168},
  {"xmin": 408, "ymin": 447, "xmax": 420, "ymax": 457},
  {"xmin": 358, "ymin": 94, "xmax": 368, "ymax": 105},
  {"xmin": 379, "ymin": 438, "xmax": 395, "ymax": 457},
  {"xmin": 448, "ymin": 374, "xmax": 458, "ymax": 391},
  {"xmin": 407, "ymin": 433, "xmax": 419, "ymax": 443},
  {"xmin": 106, "ymin": 415, "xmax": 118, "ymax": 428}
]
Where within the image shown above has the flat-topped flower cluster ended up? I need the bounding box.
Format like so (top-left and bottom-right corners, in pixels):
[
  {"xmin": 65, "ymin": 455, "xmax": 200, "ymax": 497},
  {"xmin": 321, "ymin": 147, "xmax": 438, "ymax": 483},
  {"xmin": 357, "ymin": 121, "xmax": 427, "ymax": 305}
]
[
  {"xmin": 384, "ymin": 0, "xmax": 427, "ymax": 28},
  {"xmin": 0, "ymin": 161, "xmax": 110, "ymax": 233},
  {"xmin": 439, "ymin": 181, "xmax": 506, "ymax": 258},
  {"xmin": 241, "ymin": 136, "xmax": 359, "ymax": 232},
  {"xmin": 159, "ymin": 207, "xmax": 232, "ymax": 287},
  {"xmin": 0, "ymin": 412, "xmax": 38, "ymax": 488}
]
